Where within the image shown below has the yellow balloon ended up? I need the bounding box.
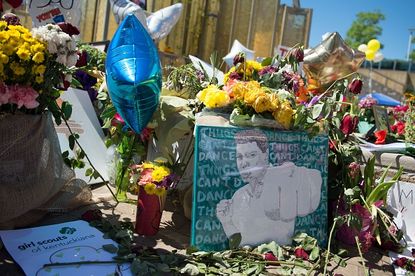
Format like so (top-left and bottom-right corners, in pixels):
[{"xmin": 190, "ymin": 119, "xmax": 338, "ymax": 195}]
[
  {"xmin": 367, "ymin": 39, "xmax": 380, "ymax": 52},
  {"xmin": 365, "ymin": 49, "xmax": 376, "ymax": 61}
]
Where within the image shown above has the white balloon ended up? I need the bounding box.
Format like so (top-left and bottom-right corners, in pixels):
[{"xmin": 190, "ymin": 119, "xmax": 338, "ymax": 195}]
[
  {"xmin": 373, "ymin": 51, "xmax": 384, "ymax": 63},
  {"xmin": 357, "ymin": 44, "xmax": 368, "ymax": 53},
  {"xmin": 189, "ymin": 55, "xmax": 224, "ymax": 86},
  {"xmin": 223, "ymin": 40, "xmax": 255, "ymax": 67},
  {"xmin": 109, "ymin": 0, "xmax": 149, "ymax": 31},
  {"xmin": 146, "ymin": 3, "xmax": 183, "ymax": 41}
]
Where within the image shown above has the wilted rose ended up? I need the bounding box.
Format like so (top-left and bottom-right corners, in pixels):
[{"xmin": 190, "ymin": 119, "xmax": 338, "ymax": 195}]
[
  {"xmin": 76, "ymin": 51, "xmax": 88, "ymax": 67},
  {"xmin": 57, "ymin": 22, "xmax": 80, "ymax": 36},
  {"xmin": 290, "ymin": 47, "xmax": 304, "ymax": 62},
  {"xmin": 263, "ymin": 252, "xmax": 277, "ymax": 261},
  {"xmin": 1, "ymin": 13, "xmax": 21, "ymax": 25},
  {"xmin": 394, "ymin": 257, "xmax": 408, "ymax": 268},
  {"xmin": 348, "ymin": 162, "xmax": 361, "ymax": 179},
  {"xmin": 340, "ymin": 114, "xmax": 358, "ymax": 136},
  {"xmin": 81, "ymin": 209, "xmax": 102, "ymax": 222},
  {"xmin": 348, "ymin": 78, "xmax": 363, "ymax": 94},
  {"xmin": 294, "ymin": 248, "xmax": 309, "ymax": 260},
  {"xmin": 233, "ymin": 53, "xmax": 245, "ymax": 65}
]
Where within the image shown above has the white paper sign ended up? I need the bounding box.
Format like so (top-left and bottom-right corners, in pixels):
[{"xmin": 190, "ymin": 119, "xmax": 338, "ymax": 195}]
[
  {"xmin": 0, "ymin": 220, "xmax": 132, "ymax": 276},
  {"xmin": 28, "ymin": 0, "xmax": 82, "ymax": 28},
  {"xmin": 55, "ymin": 88, "xmax": 108, "ymax": 184},
  {"xmin": 388, "ymin": 181, "xmax": 415, "ymax": 242},
  {"xmin": 274, "ymin": 45, "xmax": 290, "ymax": 57}
]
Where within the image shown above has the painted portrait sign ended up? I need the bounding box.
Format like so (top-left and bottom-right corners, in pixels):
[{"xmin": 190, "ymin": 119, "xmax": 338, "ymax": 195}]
[
  {"xmin": 28, "ymin": 0, "xmax": 81, "ymax": 28},
  {"xmin": 191, "ymin": 125, "xmax": 328, "ymax": 251}
]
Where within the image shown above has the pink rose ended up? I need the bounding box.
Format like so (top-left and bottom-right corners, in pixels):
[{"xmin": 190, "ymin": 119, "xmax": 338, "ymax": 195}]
[{"xmin": 138, "ymin": 169, "xmax": 153, "ymax": 185}]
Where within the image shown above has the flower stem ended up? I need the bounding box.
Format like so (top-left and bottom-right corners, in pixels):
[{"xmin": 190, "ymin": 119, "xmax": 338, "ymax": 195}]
[
  {"xmin": 323, "ymin": 218, "xmax": 337, "ymax": 275},
  {"xmin": 43, "ymin": 260, "xmax": 127, "ymax": 268},
  {"xmin": 54, "ymin": 101, "xmax": 118, "ymax": 203},
  {"xmin": 355, "ymin": 236, "xmax": 369, "ymax": 276}
]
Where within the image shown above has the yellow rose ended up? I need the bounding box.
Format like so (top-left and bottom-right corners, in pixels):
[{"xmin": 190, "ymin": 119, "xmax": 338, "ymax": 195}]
[
  {"xmin": 144, "ymin": 183, "xmax": 157, "ymax": 195},
  {"xmin": 32, "ymin": 52, "xmax": 45, "ymax": 63},
  {"xmin": 253, "ymin": 94, "xmax": 273, "ymax": 113},
  {"xmin": 268, "ymin": 93, "xmax": 280, "ymax": 112},
  {"xmin": 244, "ymin": 87, "xmax": 266, "ymax": 105},
  {"xmin": 272, "ymin": 101, "xmax": 294, "ymax": 129},
  {"xmin": 204, "ymin": 89, "xmax": 230, "ymax": 108}
]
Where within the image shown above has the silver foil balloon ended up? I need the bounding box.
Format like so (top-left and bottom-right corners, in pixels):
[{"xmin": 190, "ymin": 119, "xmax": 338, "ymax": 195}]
[
  {"xmin": 303, "ymin": 32, "xmax": 365, "ymax": 89},
  {"xmin": 105, "ymin": 14, "xmax": 162, "ymax": 134},
  {"xmin": 146, "ymin": 3, "xmax": 183, "ymax": 41}
]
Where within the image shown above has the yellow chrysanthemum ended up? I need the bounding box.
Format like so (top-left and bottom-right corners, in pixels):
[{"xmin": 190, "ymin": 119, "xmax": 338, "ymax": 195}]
[
  {"xmin": 154, "ymin": 187, "xmax": 166, "ymax": 197},
  {"xmin": 2, "ymin": 44, "xmax": 14, "ymax": 56},
  {"xmin": 17, "ymin": 48, "xmax": 31, "ymax": 61},
  {"xmin": 246, "ymin": 60, "xmax": 263, "ymax": 71},
  {"xmin": 34, "ymin": 65, "xmax": 46, "ymax": 75},
  {"xmin": 0, "ymin": 53, "xmax": 9, "ymax": 64},
  {"xmin": 0, "ymin": 31, "xmax": 10, "ymax": 41},
  {"xmin": 35, "ymin": 75, "xmax": 44, "ymax": 84},
  {"xmin": 144, "ymin": 183, "xmax": 157, "ymax": 195},
  {"xmin": 0, "ymin": 21, "xmax": 7, "ymax": 31},
  {"xmin": 10, "ymin": 62, "xmax": 25, "ymax": 75},
  {"xmin": 31, "ymin": 43, "xmax": 45, "ymax": 54},
  {"xmin": 142, "ymin": 162, "xmax": 155, "ymax": 169},
  {"xmin": 273, "ymin": 101, "xmax": 294, "ymax": 129},
  {"xmin": 32, "ymin": 52, "xmax": 44, "ymax": 63},
  {"xmin": 152, "ymin": 166, "xmax": 171, "ymax": 182}
]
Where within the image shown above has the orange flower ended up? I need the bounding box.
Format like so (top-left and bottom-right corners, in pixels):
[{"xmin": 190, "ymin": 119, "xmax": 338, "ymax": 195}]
[{"xmin": 307, "ymin": 79, "xmax": 321, "ymax": 95}]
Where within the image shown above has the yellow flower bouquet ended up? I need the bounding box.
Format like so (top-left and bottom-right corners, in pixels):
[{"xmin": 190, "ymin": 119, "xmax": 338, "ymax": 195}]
[{"xmin": 196, "ymin": 50, "xmax": 311, "ymax": 130}]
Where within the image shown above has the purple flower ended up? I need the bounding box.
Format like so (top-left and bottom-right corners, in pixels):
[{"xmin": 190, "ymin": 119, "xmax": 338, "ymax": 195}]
[
  {"xmin": 306, "ymin": 95, "xmax": 321, "ymax": 108},
  {"xmin": 229, "ymin": 71, "xmax": 242, "ymax": 81},
  {"xmin": 289, "ymin": 47, "xmax": 304, "ymax": 62},
  {"xmin": 233, "ymin": 53, "xmax": 245, "ymax": 66},
  {"xmin": 87, "ymin": 87, "xmax": 98, "ymax": 102},
  {"xmin": 75, "ymin": 70, "xmax": 97, "ymax": 90}
]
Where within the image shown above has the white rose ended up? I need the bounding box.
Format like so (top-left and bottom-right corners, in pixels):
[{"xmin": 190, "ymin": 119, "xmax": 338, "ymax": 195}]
[
  {"xmin": 56, "ymin": 54, "xmax": 67, "ymax": 65},
  {"xmin": 47, "ymin": 42, "xmax": 58, "ymax": 54},
  {"xmin": 67, "ymin": 54, "xmax": 78, "ymax": 67}
]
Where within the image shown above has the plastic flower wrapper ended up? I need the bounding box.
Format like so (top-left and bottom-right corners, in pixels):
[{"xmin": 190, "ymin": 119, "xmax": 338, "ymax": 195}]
[{"xmin": 129, "ymin": 159, "xmax": 179, "ymax": 196}]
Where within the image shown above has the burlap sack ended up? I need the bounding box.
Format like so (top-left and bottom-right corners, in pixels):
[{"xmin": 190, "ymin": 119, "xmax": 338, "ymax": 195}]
[{"xmin": 0, "ymin": 113, "xmax": 91, "ymax": 226}]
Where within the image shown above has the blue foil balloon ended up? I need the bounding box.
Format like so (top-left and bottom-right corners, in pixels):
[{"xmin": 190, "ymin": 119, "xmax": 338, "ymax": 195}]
[{"xmin": 106, "ymin": 14, "xmax": 162, "ymax": 134}]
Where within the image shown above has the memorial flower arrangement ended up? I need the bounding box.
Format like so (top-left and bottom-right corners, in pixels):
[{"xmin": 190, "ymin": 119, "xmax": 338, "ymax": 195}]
[
  {"xmin": 0, "ymin": 16, "xmax": 78, "ymax": 118},
  {"xmin": 129, "ymin": 159, "xmax": 178, "ymax": 196},
  {"xmin": 196, "ymin": 50, "xmax": 308, "ymax": 130}
]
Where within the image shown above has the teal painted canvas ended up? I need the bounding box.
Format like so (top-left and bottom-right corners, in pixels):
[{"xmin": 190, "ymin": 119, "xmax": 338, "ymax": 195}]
[{"xmin": 191, "ymin": 125, "xmax": 329, "ymax": 251}]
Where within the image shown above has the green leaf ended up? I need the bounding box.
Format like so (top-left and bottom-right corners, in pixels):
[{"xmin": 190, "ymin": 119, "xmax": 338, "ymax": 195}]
[
  {"xmin": 85, "ymin": 168, "xmax": 93, "ymax": 176},
  {"xmin": 62, "ymin": 151, "xmax": 69, "ymax": 159},
  {"xmin": 102, "ymin": 244, "xmax": 118, "ymax": 254},
  {"xmin": 258, "ymin": 241, "xmax": 284, "ymax": 260},
  {"xmin": 243, "ymin": 265, "xmax": 259, "ymax": 275},
  {"xmin": 309, "ymin": 246, "xmax": 320, "ymax": 261},
  {"xmin": 69, "ymin": 134, "xmax": 75, "ymax": 150},
  {"xmin": 229, "ymin": 233, "xmax": 242, "ymax": 249},
  {"xmin": 261, "ymin": 57, "xmax": 273, "ymax": 66},
  {"xmin": 156, "ymin": 263, "xmax": 170, "ymax": 272},
  {"xmin": 312, "ymin": 103, "xmax": 324, "ymax": 120},
  {"xmin": 61, "ymin": 101, "xmax": 73, "ymax": 120},
  {"xmin": 180, "ymin": 263, "xmax": 200, "ymax": 275}
]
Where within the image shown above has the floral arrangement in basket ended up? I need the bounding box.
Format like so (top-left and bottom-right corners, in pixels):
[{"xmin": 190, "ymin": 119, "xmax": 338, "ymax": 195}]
[
  {"xmin": 129, "ymin": 159, "xmax": 178, "ymax": 197},
  {"xmin": 0, "ymin": 14, "xmax": 78, "ymax": 119}
]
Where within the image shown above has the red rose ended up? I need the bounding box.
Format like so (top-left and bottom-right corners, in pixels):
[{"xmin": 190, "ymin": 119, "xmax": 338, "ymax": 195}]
[
  {"xmin": 394, "ymin": 257, "xmax": 408, "ymax": 268},
  {"xmin": 348, "ymin": 78, "xmax": 363, "ymax": 94},
  {"xmin": 76, "ymin": 51, "xmax": 88, "ymax": 67},
  {"xmin": 289, "ymin": 47, "xmax": 304, "ymax": 62},
  {"xmin": 340, "ymin": 114, "xmax": 358, "ymax": 136},
  {"xmin": 57, "ymin": 22, "xmax": 80, "ymax": 36},
  {"xmin": 294, "ymin": 248, "xmax": 309, "ymax": 260},
  {"xmin": 263, "ymin": 252, "xmax": 278, "ymax": 261},
  {"xmin": 374, "ymin": 129, "xmax": 387, "ymax": 144},
  {"xmin": 81, "ymin": 209, "xmax": 102, "ymax": 222}
]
